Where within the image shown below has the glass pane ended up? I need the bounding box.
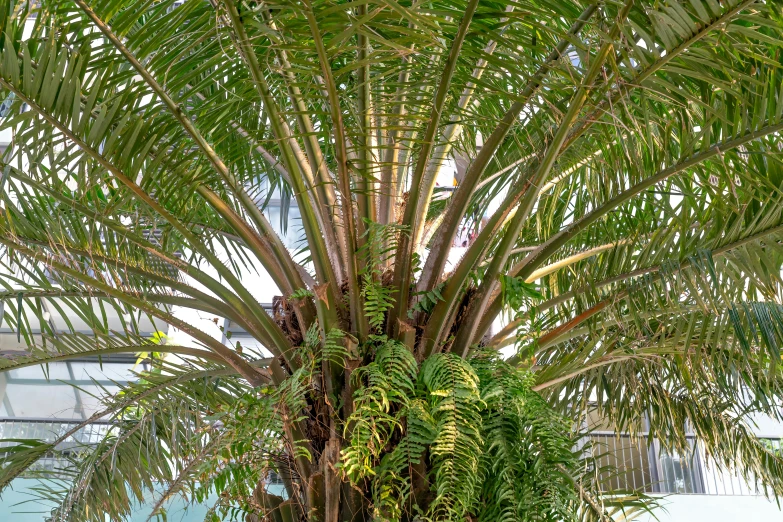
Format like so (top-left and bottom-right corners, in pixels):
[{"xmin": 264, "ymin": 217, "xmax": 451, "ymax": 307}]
[
  {"xmin": 68, "ymin": 362, "xmax": 134, "ymax": 382},
  {"xmin": 266, "ymin": 205, "xmax": 305, "ymax": 250},
  {"xmin": 77, "ymin": 385, "xmax": 119, "ymax": 417},
  {"xmin": 8, "ymin": 364, "xmax": 71, "ymax": 380},
  {"xmin": 657, "ymin": 442, "xmax": 703, "ymax": 493},
  {"xmin": 4, "ymin": 384, "xmax": 80, "ymax": 419}
]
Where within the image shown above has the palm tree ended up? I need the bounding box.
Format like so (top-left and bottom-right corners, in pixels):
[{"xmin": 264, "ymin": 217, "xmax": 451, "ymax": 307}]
[{"xmin": 1, "ymin": 0, "xmax": 783, "ymax": 519}]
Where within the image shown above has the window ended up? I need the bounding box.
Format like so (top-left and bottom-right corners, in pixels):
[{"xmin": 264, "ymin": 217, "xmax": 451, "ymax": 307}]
[{"xmin": 0, "ymin": 93, "xmax": 15, "ymax": 118}]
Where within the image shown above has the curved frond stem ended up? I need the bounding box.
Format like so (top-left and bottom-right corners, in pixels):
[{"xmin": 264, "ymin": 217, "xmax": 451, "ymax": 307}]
[
  {"xmin": 514, "ymin": 121, "xmax": 783, "ymax": 283},
  {"xmin": 72, "ymin": 0, "xmax": 312, "ymax": 312},
  {"xmin": 486, "ymin": 221, "xmax": 783, "ymax": 354},
  {"xmin": 145, "ymin": 435, "xmax": 224, "ymax": 521},
  {"xmin": 485, "ymin": 318, "xmax": 522, "ymax": 350},
  {"xmin": 67, "ymin": 0, "xmax": 252, "ymax": 199},
  {"xmin": 14, "ymin": 237, "xmax": 275, "ymax": 343},
  {"xmin": 566, "ymin": 462, "xmax": 613, "ymax": 522},
  {"xmin": 390, "ymin": 0, "xmax": 481, "ymax": 337},
  {"xmin": 452, "ymin": 0, "xmax": 636, "ymax": 355},
  {"xmin": 12, "ymin": 54, "xmax": 302, "ymax": 303},
  {"xmin": 475, "ymin": 120, "xmax": 783, "ymax": 346},
  {"xmin": 195, "ymin": 186, "xmax": 316, "ymax": 330},
  {"xmin": 4, "ymin": 163, "xmax": 288, "ymax": 363},
  {"xmin": 301, "ymin": 0, "xmax": 365, "ymax": 337},
  {"xmin": 474, "ymin": 154, "xmax": 534, "ymax": 193},
  {"xmin": 7, "ymin": 167, "xmax": 275, "ymax": 343},
  {"xmin": 0, "ymin": 343, "xmax": 229, "ymax": 371},
  {"xmin": 417, "ymin": 4, "xmax": 599, "ymax": 296},
  {"xmin": 0, "ymin": 362, "xmax": 252, "ymax": 490},
  {"xmin": 562, "ymin": 0, "xmax": 761, "ymax": 153},
  {"xmin": 357, "ymin": 2, "xmax": 376, "ymax": 236},
  {"xmin": 0, "ymin": 80, "xmax": 294, "ymax": 366},
  {"xmin": 379, "ymin": 59, "xmax": 414, "ymax": 229},
  {"xmin": 191, "ymin": 89, "xmax": 294, "ymax": 185},
  {"xmin": 216, "ymin": 0, "xmax": 344, "ymax": 291},
  {"xmin": 378, "ymin": 0, "xmax": 425, "ymax": 231},
  {"xmin": 479, "ymin": 0, "xmax": 762, "ymax": 247},
  {"xmin": 255, "ymin": 8, "xmax": 347, "ymax": 279},
  {"xmin": 523, "ymin": 238, "xmax": 636, "ymax": 283},
  {"xmin": 420, "ymin": 183, "xmax": 526, "ymax": 356},
  {"xmin": 415, "ymin": 3, "xmax": 518, "ymax": 249},
  {"xmin": 0, "ymin": 236, "xmax": 270, "ymax": 387}
]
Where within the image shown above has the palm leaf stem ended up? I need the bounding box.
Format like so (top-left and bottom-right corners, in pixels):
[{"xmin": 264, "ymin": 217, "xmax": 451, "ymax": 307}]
[
  {"xmin": 0, "ymin": 235, "xmax": 269, "ymax": 387},
  {"xmin": 6, "ymin": 168, "xmax": 279, "ymax": 346},
  {"xmin": 488, "ymin": 220, "xmax": 783, "ymax": 354},
  {"xmin": 217, "ymin": 0, "xmax": 343, "ymax": 292},
  {"xmin": 415, "ymin": 3, "xmax": 518, "ymax": 249},
  {"xmin": 453, "ymin": 0, "xmax": 636, "ymax": 355},
  {"xmin": 417, "ymin": 4, "xmax": 599, "ymax": 296},
  {"xmin": 391, "ymin": 0, "xmax": 481, "ymax": 332},
  {"xmin": 301, "ymin": 0, "xmax": 366, "ymax": 338},
  {"xmin": 476, "ymin": 120, "xmax": 783, "ymax": 346}
]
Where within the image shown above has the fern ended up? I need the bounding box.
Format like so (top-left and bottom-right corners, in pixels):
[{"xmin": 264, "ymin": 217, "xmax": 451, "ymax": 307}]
[
  {"xmin": 296, "ymin": 323, "xmax": 353, "ymax": 370},
  {"xmin": 420, "ymin": 353, "xmax": 484, "ymax": 521},
  {"xmin": 372, "ymin": 398, "xmax": 436, "ymax": 521},
  {"xmin": 341, "ymin": 340, "xmax": 433, "ymax": 521},
  {"xmin": 374, "ymin": 340, "xmax": 419, "ymax": 395},
  {"xmin": 471, "ymin": 350, "xmax": 578, "ymax": 522},
  {"xmin": 341, "ymin": 340, "xmax": 418, "ymax": 485},
  {"xmin": 363, "ymin": 280, "xmax": 396, "ymax": 330},
  {"xmin": 360, "ymin": 219, "xmax": 407, "ymax": 275},
  {"xmin": 321, "ymin": 328, "xmax": 351, "ymax": 368},
  {"xmin": 408, "ymin": 282, "xmax": 446, "ymax": 318},
  {"xmin": 276, "ymin": 366, "xmax": 310, "ymax": 424},
  {"xmin": 500, "ymin": 275, "xmax": 543, "ymax": 322},
  {"xmin": 359, "ymin": 220, "xmax": 407, "ymax": 331},
  {"xmin": 289, "ymin": 288, "xmax": 314, "ymax": 300}
]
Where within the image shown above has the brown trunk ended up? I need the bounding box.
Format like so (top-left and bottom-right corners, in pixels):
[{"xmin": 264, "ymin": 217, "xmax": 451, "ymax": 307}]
[
  {"xmin": 340, "ymin": 481, "xmax": 367, "ymax": 522},
  {"xmin": 410, "ymin": 454, "xmax": 432, "ymax": 516},
  {"xmin": 307, "ymin": 471, "xmax": 325, "ymax": 521},
  {"xmin": 322, "ymin": 438, "xmax": 342, "ymax": 522}
]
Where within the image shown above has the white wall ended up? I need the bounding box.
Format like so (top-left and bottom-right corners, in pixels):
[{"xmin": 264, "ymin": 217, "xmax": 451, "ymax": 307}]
[
  {"xmin": 747, "ymin": 412, "xmax": 783, "ymax": 439},
  {"xmin": 641, "ymin": 494, "xmax": 782, "ymax": 522}
]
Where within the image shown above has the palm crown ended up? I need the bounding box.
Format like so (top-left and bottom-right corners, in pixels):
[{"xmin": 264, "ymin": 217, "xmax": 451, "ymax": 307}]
[{"xmin": 1, "ymin": 0, "xmax": 783, "ymax": 520}]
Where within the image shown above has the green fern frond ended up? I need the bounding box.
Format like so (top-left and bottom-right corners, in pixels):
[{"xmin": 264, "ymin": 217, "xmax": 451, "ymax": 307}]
[
  {"xmin": 362, "ymin": 280, "xmax": 396, "ymax": 331},
  {"xmin": 409, "ymin": 282, "xmax": 446, "ymax": 318},
  {"xmin": 472, "ymin": 350, "xmax": 578, "ymax": 522},
  {"xmin": 420, "ymin": 353, "xmax": 484, "ymax": 521},
  {"xmin": 342, "ymin": 340, "xmax": 418, "ymax": 485},
  {"xmin": 372, "ymin": 399, "xmax": 436, "ymax": 521},
  {"xmin": 322, "ymin": 328, "xmax": 351, "ymax": 368},
  {"xmin": 289, "ymin": 288, "xmax": 315, "ymax": 300},
  {"xmin": 360, "ymin": 219, "xmax": 408, "ymax": 277}
]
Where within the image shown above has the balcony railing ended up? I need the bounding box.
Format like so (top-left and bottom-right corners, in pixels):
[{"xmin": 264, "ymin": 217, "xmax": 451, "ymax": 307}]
[{"xmin": 588, "ymin": 433, "xmax": 783, "ymax": 496}]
